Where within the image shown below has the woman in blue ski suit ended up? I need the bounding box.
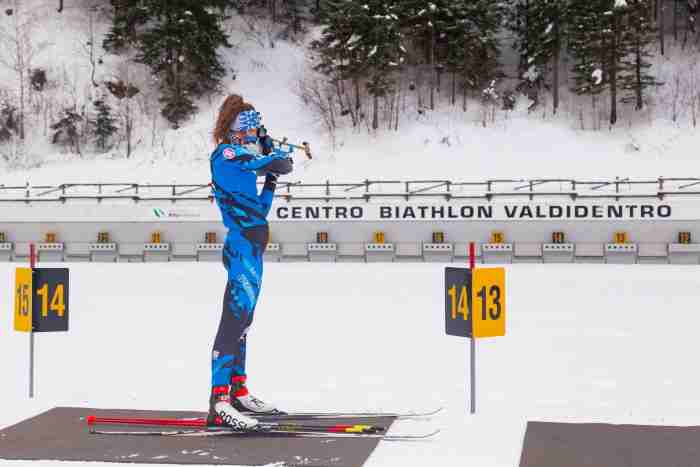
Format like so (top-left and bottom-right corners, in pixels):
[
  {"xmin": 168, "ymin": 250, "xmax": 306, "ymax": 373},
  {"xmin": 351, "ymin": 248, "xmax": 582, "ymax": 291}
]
[{"xmin": 207, "ymin": 94, "xmax": 292, "ymax": 428}]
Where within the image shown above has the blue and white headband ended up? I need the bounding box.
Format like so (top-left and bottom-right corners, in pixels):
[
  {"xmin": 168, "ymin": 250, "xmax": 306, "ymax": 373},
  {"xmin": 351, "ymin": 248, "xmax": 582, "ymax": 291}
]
[{"xmin": 230, "ymin": 110, "xmax": 261, "ymax": 132}]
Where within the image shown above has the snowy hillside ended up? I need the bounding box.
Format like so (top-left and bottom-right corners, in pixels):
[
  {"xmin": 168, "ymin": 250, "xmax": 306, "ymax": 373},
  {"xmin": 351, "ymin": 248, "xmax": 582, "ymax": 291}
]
[{"xmin": 0, "ymin": 1, "xmax": 699, "ymax": 186}]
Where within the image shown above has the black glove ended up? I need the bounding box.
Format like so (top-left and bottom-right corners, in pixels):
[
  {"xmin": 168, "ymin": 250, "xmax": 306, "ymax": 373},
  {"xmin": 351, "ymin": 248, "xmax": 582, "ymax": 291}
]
[
  {"xmin": 263, "ymin": 172, "xmax": 279, "ymax": 191},
  {"xmin": 259, "ymin": 131, "xmax": 274, "ymax": 155}
]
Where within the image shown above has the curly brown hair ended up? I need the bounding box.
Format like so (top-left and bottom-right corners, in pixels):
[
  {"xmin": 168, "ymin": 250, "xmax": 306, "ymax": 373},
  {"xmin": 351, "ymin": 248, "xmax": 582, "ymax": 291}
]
[{"xmin": 213, "ymin": 94, "xmax": 256, "ymax": 145}]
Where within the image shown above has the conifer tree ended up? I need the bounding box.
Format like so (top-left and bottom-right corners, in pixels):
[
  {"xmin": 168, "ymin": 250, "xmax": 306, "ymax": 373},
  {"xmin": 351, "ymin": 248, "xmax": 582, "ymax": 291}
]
[
  {"xmin": 92, "ymin": 98, "xmax": 119, "ymax": 151},
  {"xmin": 103, "ymin": 0, "xmax": 150, "ymax": 51},
  {"xmin": 51, "ymin": 107, "xmax": 84, "ymax": 155},
  {"xmin": 620, "ymin": 0, "xmax": 663, "ymax": 110},
  {"xmin": 312, "ymin": 1, "xmax": 367, "ymax": 84},
  {"xmin": 0, "ymin": 102, "xmax": 18, "ymax": 143},
  {"xmin": 506, "ymin": 0, "xmax": 553, "ymax": 110},
  {"xmin": 440, "ymin": 2, "xmax": 474, "ymax": 106},
  {"xmin": 411, "ymin": 1, "xmax": 438, "ymax": 110},
  {"xmin": 682, "ymin": 0, "xmax": 698, "ymax": 45},
  {"xmin": 569, "ymin": 0, "xmax": 631, "ymax": 125},
  {"xmin": 458, "ymin": 1, "xmax": 504, "ymax": 99},
  {"xmin": 607, "ymin": 0, "xmax": 628, "ymax": 125},
  {"xmin": 136, "ymin": 1, "xmax": 232, "ymax": 128},
  {"xmin": 527, "ymin": 0, "xmax": 571, "ymax": 114},
  {"xmin": 314, "ymin": 0, "xmax": 502, "ymax": 120},
  {"xmin": 569, "ymin": 0, "xmax": 606, "ymax": 98},
  {"xmin": 284, "ymin": 0, "xmax": 305, "ymax": 36},
  {"xmin": 689, "ymin": 0, "xmax": 698, "ymax": 34},
  {"xmin": 312, "ymin": 0, "xmax": 370, "ymax": 124},
  {"xmin": 410, "ymin": 0, "xmax": 502, "ymax": 110},
  {"xmin": 314, "ymin": 0, "xmax": 404, "ymax": 130},
  {"xmin": 357, "ymin": 1, "xmax": 405, "ymax": 130},
  {"xmin": 505, "ymin": 0, "xmax": 533, "ymax": 85}
]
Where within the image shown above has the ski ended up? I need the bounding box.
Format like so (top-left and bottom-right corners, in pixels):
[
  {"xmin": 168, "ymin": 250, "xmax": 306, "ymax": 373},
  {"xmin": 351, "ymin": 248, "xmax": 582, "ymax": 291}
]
[
  {"xmin": 86, "ymin": 416, "xmax": 385, "ymax": 434},
  {"xmin": 248, "ymin": 407, "xmax": 443, "ymax": 420},
  {"xmin": 88, "ymin": 426, "xmax": 440, "ymax": 441},
  {"xmin": 84, "ymin": 407, "xmax": 441, "ymax": 427},
  {"xmin": 85, "ymin": 413, "xmax": 439, "ymax": 440}
]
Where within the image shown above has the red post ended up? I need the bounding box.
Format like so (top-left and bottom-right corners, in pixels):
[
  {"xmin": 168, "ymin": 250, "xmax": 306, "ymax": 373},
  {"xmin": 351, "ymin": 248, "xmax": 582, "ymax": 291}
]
[
  {"xmin": 30, "ymin": 243, "xmax": 36, "ymax": 269},
  {"xmin": 469, "ymin": 241, "xmax": 475, "ymax": 270}
]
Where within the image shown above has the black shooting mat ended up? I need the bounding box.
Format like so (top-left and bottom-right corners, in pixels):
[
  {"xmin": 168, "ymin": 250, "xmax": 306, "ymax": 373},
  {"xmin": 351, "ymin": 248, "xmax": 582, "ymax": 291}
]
[
  {"xmin": 520, "ymin": 420, "xmax": 700, "ymax": 467},
  {"xmin": 0, "ymin": 407, "xmax": 395, "ymax": 466}
]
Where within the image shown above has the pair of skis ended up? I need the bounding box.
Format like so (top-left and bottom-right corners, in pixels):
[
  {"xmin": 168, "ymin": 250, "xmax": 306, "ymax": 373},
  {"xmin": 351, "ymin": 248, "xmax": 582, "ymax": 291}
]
[{"xmin": 86, "ymin": 407, "xmax": 441, "ymax": 441}]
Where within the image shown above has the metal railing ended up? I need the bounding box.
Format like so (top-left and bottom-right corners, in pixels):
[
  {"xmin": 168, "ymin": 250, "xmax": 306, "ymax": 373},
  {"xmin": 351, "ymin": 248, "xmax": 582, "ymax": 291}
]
[{"xmin": 1, "ymin": 177, "xmax": 700, "ymax": 203}]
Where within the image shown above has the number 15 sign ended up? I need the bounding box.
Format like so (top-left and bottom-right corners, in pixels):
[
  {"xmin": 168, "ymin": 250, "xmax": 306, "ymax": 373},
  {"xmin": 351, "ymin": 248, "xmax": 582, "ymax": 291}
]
[{"xmin": 445, "ymin": 267, "xmax": 505, "ymax": 338}]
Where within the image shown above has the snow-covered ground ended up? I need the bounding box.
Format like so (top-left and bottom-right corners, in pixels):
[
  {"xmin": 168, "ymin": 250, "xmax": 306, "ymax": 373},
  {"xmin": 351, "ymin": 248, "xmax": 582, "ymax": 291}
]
[{"xmin": 2, "ymin": 261, "xmax": 700, "ymax": 466}]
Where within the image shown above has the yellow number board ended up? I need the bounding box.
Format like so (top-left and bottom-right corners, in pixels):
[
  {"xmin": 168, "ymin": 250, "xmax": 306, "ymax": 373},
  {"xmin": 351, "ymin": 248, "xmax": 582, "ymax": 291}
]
[
  {"xmin": 14, "ymin": 268, "xmax": 33, "ymax": 332},
  {"xmin": 472, "ymin": 268, "xmax": 506, "ymax": 338}
]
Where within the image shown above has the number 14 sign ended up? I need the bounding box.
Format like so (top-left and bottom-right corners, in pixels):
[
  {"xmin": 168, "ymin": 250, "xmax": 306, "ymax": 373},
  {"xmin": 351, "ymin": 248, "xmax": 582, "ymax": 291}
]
[
  {"xmin": 445, "ymin": 267, "xmax": 505, "ymax": 338},
  {"xmin": 14, "ymin": 268, "xmax": 70, "ymax": 333}
]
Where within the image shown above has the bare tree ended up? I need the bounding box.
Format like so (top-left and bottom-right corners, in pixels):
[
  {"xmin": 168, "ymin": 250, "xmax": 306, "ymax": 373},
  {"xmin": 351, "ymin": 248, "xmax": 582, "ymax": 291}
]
[
  {"xmin": 674, "ymin": 0, "xmax": 679, "ymax": 41},
  {"xmin": 689, "ymin": 62, "xmax": 698, "ymax": 127},
  {"xmin": 226, "ymin": 7, "xmax": 283, "ymax": 49},
  {"xmin": 80, "ymin": 2, "xmax": 102, "ymax": 88},
  {"xmin": 0, "ymin": 1, "xmax": 49, "ymax": 141},
  {"xmin": 659, "ymin": 0, "xmax": 666, "ymax": 55},
  {"xmin": 107, "ymin": 62, "xmax": 142, "ymax": 158},
  {"xmin": 294, "ymin": 74, "xmax": 337, "ymax": 148},
  {"xmin": 429, "ymin": 29, "xmax": 436, "ymax": 111}
]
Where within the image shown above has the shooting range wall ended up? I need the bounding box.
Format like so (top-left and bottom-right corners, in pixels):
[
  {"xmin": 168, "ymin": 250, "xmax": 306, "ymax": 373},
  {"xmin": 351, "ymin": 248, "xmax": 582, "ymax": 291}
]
[{"xmin": 2, "ymin": 178, "xmax": 700, "ymax": 264}]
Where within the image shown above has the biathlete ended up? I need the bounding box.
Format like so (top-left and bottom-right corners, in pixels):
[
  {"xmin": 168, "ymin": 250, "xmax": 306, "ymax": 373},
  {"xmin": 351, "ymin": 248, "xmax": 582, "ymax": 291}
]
[{"xmin": 207, "ymin": 94, "xmax": 293, "ymax": 430}]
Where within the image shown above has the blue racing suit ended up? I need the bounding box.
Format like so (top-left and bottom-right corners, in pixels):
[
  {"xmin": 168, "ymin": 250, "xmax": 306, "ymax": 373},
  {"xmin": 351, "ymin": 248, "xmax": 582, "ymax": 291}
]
[{"xmin": 209, "ymin": 141, "xmax": 290, "ymax": 387}]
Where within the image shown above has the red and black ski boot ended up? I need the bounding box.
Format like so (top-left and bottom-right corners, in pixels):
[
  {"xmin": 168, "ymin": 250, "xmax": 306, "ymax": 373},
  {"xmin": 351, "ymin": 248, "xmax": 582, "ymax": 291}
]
[{"xmin": 206, "ymin": 384, "xmax": 258, "ymax": 430}]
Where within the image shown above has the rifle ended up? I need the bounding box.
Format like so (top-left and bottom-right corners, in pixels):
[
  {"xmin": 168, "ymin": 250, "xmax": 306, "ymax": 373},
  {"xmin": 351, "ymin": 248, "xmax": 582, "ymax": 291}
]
[
  {"xmin": 272, "ymin": 137, "xmax": 312, "ymax": 160},
  {"xmin": 259, "ymin": 125, "xmax": 312, "ymax": 159}
]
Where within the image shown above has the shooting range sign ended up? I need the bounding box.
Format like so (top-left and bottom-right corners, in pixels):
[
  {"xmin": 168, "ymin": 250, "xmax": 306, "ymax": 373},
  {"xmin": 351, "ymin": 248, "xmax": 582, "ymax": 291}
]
[
  {"xmin": 471, "ymin": 268, "xmax": 506, "ymax": 338},
  {"xmin": 445, "ymin": 267, "xmax": 473, "ymax": 337},
  {"xmin": 14, "ymin": 268, "xmax": 69, "ymax": 333},
  {"xmin": 445, "ymin": 267, "xmax": 506, "ymax": 338},
  {"xmin": 14, "ymin": 268, "xmax": 32, "ymax": 332}
]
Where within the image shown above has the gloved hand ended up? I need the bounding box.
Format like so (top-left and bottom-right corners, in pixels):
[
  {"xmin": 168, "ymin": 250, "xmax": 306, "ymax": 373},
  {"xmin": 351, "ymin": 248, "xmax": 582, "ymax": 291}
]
[
  {"xmin": 256, "ymin": 150, "xmax": 293, "ymax": 178},
  {"xmin": 259, "ymin": 134, "xmax": 274, "ymax": 155},
  {"xmin": 263, "ymin": 172, "xmax": 279, "ymax": 191}
]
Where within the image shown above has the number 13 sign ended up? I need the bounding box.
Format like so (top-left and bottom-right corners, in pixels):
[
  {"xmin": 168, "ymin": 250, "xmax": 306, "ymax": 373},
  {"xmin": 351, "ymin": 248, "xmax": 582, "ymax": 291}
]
[{"xmin": 445, "ymin": 267, "xmax": 505, "ymax": 338}]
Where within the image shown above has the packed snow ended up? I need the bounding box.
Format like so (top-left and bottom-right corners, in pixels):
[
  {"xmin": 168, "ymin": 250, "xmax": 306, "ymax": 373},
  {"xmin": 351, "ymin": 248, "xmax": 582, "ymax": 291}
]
[{"xmin": 3, "ymin": 262, "xmax": 700, "ymax": 466}]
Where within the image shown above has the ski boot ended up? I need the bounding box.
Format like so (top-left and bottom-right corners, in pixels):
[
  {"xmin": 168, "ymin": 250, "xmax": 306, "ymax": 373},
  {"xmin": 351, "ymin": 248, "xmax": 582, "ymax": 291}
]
[
  {"xmin": 206, "ymin": 385, "xmax": 258, "ymax": 430},
  {"xmin": 230, "ymin": 375, "xmax": 283, "ymax": 415}
]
